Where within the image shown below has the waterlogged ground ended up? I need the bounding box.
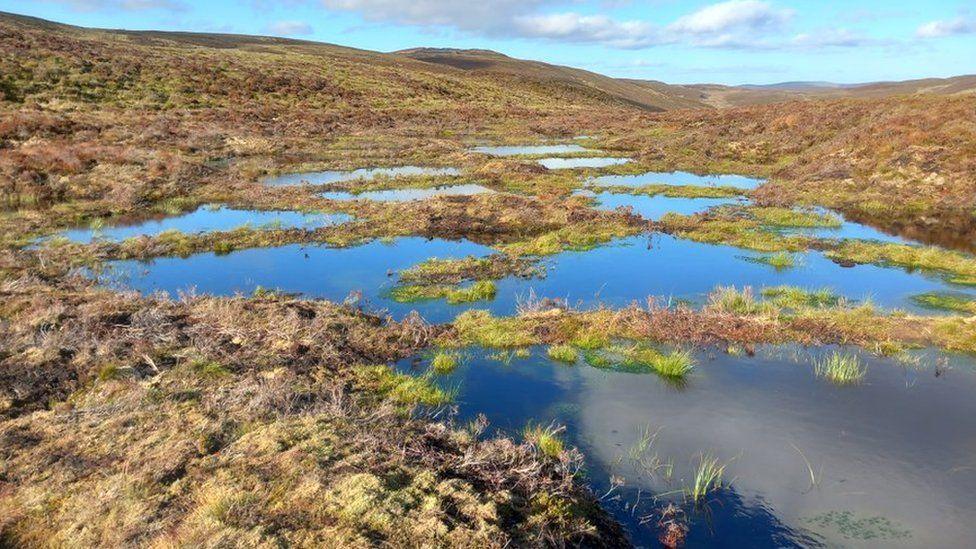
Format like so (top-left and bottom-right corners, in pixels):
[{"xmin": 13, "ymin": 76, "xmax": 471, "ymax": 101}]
[
  {"xmin": 262, "ymin": 166, "xmax": 460, "ymax": 186},
  {"xmin": 99, "ymin": 233, "xmax": 976, "ymax": 320},
  {"xmin": 538, "ymin": 157, "xmax": 631, "ymax": 169},
  {"xmin": 56, "ymin": 206, "xmax": 351, "ymax": 244},
  {"xmin": 469, "ymin": 144, "xmax": 591, "ymax": 156},
  {"xmin": 591, "ymin": 170, "xmax": 764, "ymax": 190},
  {"xmin": 399, "ymin": 345, "xmax": 976, "ymax": 548},
  {"xmin": 80, "ymin": 167, "xmax": 976, "ymax": 546},
  {"xmin": 320, "ymin": 183, "xmax": 493, "ymax": 202},
  {"xmin": 576, "ymin": 190, "xmax": 746, "ymax": 221}
]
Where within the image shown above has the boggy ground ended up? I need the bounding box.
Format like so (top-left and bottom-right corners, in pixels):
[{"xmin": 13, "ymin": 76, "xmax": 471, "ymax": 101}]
[
  {"xmin": 3, "ymin": 11, "xmax": 976, "ymax": 548},
  {"xmin": 0, "ymin": 260, "xmax": 625, "ymax": 547}
]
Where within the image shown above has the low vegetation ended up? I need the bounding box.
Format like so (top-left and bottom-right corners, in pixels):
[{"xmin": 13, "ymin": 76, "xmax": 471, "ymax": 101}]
[{"xmin": 814, "ymin": 351, "xmax": 867, "ymax": 385}]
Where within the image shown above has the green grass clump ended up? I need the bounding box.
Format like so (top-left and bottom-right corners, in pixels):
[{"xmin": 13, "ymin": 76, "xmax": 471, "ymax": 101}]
[
  {"xmin": 750, "ymin": 207, "xmax": 841, "ymax": 228},
  {"xmin": 827, "ymin": 240, "xmax": 976, "ymax": 282},
  {"xmin": 583, "ymin": 343, "xmax": 694, "ymax": 378},
  {"xmin": 707, "ymin": 286, "xmax": 778, "ymax": 315},
  {"xmin": 911, "ymin": 292, "xmax": 976, "ymax": 314},
  {"xmin": 546, "ymin": 344, "xmax": 578, "ymax": 364},
  {"xmin": 761, "ymin": 286, "xmax": 840, "ymax": 310},
  {"xmin": 430, "ymin": 351, "xmax": 460, "ymax": 374},
  {"xmin": 358, "ymin": 365, "xmax": 454, "ymax": 406},
  {"xmin": 685, "ymin": 454, "xmax": 726, "ymax": 504},
  {"xmin": 452, "ymin": 310, "xmax": 537, "ymax": 348},
  {"xmin": 753, "ymin": 252, "xmax": 796, "ymax": 270},
  {"xmin": 389, "ymin": 280, "xmax": 497, "ymax": 304},
  {"xmin": 523, "ymin": 424, "xmax": 565, "ymax": 459},
  {"xmin": 662, "ymin": 215, "xmax": 806, "ymax": 253},
  {"xmin": 605, "ymin": 184, "xmax": 744, "ymax": 199},
  {"xmin": 814, "ymin": 351, "xmax": 867, "ymax": 385},
  {"xmin": 499, "ymin": 221, "xmax": 638, "ymax": 256}
]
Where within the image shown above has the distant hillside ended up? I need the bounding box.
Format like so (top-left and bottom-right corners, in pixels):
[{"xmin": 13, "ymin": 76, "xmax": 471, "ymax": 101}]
[
  {"xmin": 686, "ymin": 75, "xmax": 976, "ymax": 107},
  {"xmin": 396, "ymin": 48, "xmax": 708, "ymax": 112}
]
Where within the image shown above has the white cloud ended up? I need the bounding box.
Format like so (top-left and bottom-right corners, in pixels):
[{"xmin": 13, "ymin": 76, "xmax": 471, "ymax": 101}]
[
  {"xmin": 668, "ymin": 0, "xmax": 793, "ymax": 35},
  {"xmin": 513, "ymin": 12, "xmax": 664, "ymax": 49},
  {"xmin": 267, "ymin": 20, "xmax": 314, "ymax": 36},
  {"xmin": 792, "ymin": 29, "xmax": 872, "ymax": 48},
  {"xmin": 916, "ymin": 17, "xmax": 976, "ymax": 38}
]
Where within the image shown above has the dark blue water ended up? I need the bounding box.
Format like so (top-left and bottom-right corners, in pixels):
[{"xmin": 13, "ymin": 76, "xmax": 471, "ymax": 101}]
[
  {"xmin": 398, "ymin": 345, "xmax": 976, "ymax": 547},
  {"xmin": 97, "ymin": 234, "xmax": 976, "ymax": 321},
  {"xmin": 320, "ymin": 184, "xmax": 493, "ymax": 202},
  {"xmin": 262, "ymin": 166, "xmax": 460, "ymax": 187},
  {"xmin": 592, "ymin": 171, "xmax": 764, "ymax": 190},
  {"xmin": 57, "ymin": 206, "xmax": 351, "ymax": 244}
]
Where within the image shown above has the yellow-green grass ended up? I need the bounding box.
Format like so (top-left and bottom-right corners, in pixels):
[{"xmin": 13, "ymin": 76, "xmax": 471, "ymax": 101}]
[
  {"xmin": 546, "ymin": 344, "xmax": 579, "ymax": 364},
  {"xmin": 498, "ymin": 220, "xmax": 640, "ymax": 256},
  {"xmin": 389, "ymin": 280, "xmax": 497, "ymax": 304},
  {"xmin": 357, "ymin": 365, "xmax": 455, "ymax": 407},
  {"xmin": 827, "ymin": 240, "xmax": 976, "ymax": 284},
  {"xmin": 685, "ymin": 454, "xmax": 726, "ymax": 504},
  {"xmin": 523, "ymin": 423, "xmax": 565, "ymax": 459},
  {"xmin": 814, "ymin": 351, "xmax": 867, "ymax": 385},
  {"xmin": 430, "ymin": 350, "xmax": 461, "ymax": 374},
  {"xmin": 451, "ymin": 310, "xmax": 537, "ymax": 348},
  {"xmin": 911, "ymin": 292, "xmax": 976, "ymax": 314}
]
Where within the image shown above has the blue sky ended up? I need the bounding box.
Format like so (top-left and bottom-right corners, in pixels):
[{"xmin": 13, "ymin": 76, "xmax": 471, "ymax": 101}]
[{"xmin": 5, "ymin": 1, "xmax": 974, "ymax": 84}]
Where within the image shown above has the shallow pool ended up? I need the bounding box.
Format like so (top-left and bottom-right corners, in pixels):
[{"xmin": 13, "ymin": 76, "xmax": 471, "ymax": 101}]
[
  {"xmin": 58, "ymin": 206, "xmax": 350, "ymax": 244},
  {"xmin": 592, "ymin": 171, "xmax": 764, "ymax": 190},
  {"xmin": 262, "ymin": 166, "xmax": 460, "ymax": 187},
  {"xmin": 538, "ymin": 157, "xmax": 631, "ymax": 169},
  {"xmin": 400, "ymin": 345, "xmax": 976, "ymax": 547},
  {"xmin": 320, "ymin": 184, "xmax": 493, "ymax": 202},
  {"xmin": 469, "ymin": 144, "xmax": 590, "ymax": 156}
]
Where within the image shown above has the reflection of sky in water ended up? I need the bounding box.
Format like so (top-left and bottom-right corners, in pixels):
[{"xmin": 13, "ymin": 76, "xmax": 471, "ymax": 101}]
[
  {"xmin": 58, "ymin": 206, "xmax": 350, "ymax": 244},
  {"xmin": 320, "ymin": 184, "xmax": 493, "ymax": 202},
  {"xmin": 577, "ymin": 190, "xmax": 745, "ymax": 221},
  {"xmin": 469, "ymin": 144, "xmax": 590, "ymax": 156},
  {"xmin": 400, "ymin": 346, "xmax": 976, "ymax": 548},
  {"xmin": 99, "ymin": 235, "xmax": 976, "ymax": 321},
  {"xmin": 262, "ymin": 166, "xmax": 460, "ymax": 187},
  {"xmin": 592, "ymin": 170, "xmax": 764, "ymax": 190},
  {"xmin": 537, "ymin": 157, "xmax": 630, "ymax": 169}
]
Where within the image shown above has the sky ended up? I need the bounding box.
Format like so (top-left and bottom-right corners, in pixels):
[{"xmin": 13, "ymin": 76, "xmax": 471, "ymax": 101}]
[{"xmin": 4, "ymin": 0, "xmax": 975, "ymax": 85}]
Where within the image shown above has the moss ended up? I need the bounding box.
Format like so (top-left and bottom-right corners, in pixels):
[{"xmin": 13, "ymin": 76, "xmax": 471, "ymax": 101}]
[
  {"xmin": 661, "ymin": 214, "xmax": 808, "ymax": 253},
  {"xmin": 761, "ymin": 286, "xmax": 841, "ymax": 310},
  {"xmin": 750, "ymin": 251, "xmax": 797, "ymax": 270},
  {"xmin": 583, "ymin": 343, "xmax": 694, "ymax": 378}
]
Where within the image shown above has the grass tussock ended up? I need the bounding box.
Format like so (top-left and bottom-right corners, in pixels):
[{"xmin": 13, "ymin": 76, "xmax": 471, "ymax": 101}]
[
  {"xmin": 452, "ymin": 310, "xmax": 538, "ymax": 348},
  {"xmin": 911, "ymin": 292, "xmax": 976, "ymax": 314},
  {"xmin": 499, "ymin": 220, "xmax": 640, "ymax": 256},
  {"xmin": 357, "ymin": 365, "xmax": 455, "ymax": 407},
  {"xmin": 523, "ymin": 423, "xmax": 566, "ymax": 459},
  {"xmin": 827, "ymin": 240, "xmax": 976, "ymax": 283},
  {"xmin": 546, "ymin": 344, "xmax": 579, "ymax": 364},
  {"xmin": 390, "ymin": 280, "xmax": 498, "ymax": 304},
  {"xmin": 430, "ymin": 350, "xmax": 461, "ymax": 374},
  {"xmin": 685, "ymin": 454, "xmax": 726, "ymax": 505},
  {"xmin": 814, "ymin": 351, "xmax": 867, "ymax": 385}
]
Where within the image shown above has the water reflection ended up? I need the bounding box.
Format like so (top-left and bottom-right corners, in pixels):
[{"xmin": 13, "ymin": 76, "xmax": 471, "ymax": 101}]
[
  {"xmin": 470, "ymin": 144, "xmax": 590, "ymax": 156},
  {"xmin": 402, "ymin": 345, "xmax": 976, "ymax": 547},
  {"xmin": 577, "ymin": 190, "xmax": 745, "ymax": 221},
  {"xmin": 262, "ymin": 166, "xmax": 460, "ymax": 187},
  {"xmin": 320, "ymin": 184, "xmax": 493, "ymax": 202},
  {"xmin": 592, "ymin": 171, "xmax": 764, "ymax": 190},
  {"xmin": 99, "ymin": 235, "xmax": 976, "ymax": 320},
  {"xmin": 538, "ymin": 157, "xmax": 630, "ymax": 169},
  {"xmin": 58, "ymin": 206, "xmax": 350, "ymax": 244}
]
